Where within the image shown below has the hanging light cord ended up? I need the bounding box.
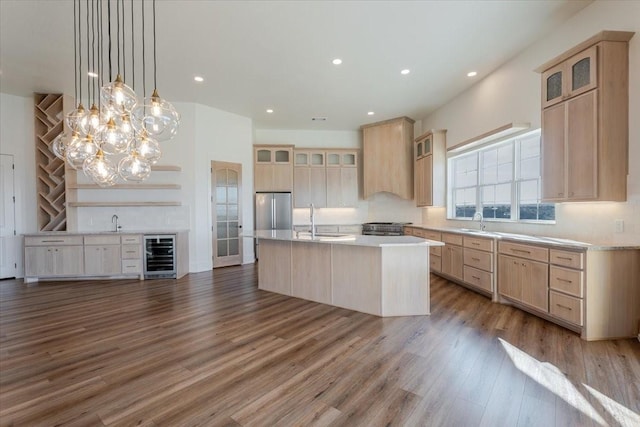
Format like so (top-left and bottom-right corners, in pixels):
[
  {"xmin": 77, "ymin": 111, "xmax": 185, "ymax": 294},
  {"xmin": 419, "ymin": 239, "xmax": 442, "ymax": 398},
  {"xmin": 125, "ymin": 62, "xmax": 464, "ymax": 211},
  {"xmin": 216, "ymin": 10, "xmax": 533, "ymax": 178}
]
[
  {"xmin": 116, "ymin": 0, "xmax": 120, "ymax": 75},
  {"xmin": 121, "ymin": 0, "xmax": 126, "ymax": 82},
  {"xmin": 153, "ymin": 0, "xmax": 157, "ymax": 91},
  {"xmin": 107, "ymin": 0, "xmax": 112, "ymax": 82},
  {"xmin": 130, "ymin": 0, "xmax": 134, "ymax": 91},
  {"xmin": 73, "ymin": 0, "xmax": 77, "ymax": 102},
  {"xmin": 78, "ymin": 0, "xmax": 82, "ymax": 105},
  {"xmin": 141, "ymin": 0, "xmax": 146, "ymax": 99},
  {"xmin": 86, "ymin": 0, "xmax": 90, "ymax": 105}
]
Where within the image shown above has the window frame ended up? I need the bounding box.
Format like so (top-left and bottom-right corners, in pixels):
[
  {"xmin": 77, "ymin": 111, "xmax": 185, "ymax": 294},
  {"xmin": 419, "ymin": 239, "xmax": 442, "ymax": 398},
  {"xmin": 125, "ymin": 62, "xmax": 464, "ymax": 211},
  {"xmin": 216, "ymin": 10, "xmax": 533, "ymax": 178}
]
[{"xmin": 446, "ymin": 129, "xmax": 555, "ymax": 224}]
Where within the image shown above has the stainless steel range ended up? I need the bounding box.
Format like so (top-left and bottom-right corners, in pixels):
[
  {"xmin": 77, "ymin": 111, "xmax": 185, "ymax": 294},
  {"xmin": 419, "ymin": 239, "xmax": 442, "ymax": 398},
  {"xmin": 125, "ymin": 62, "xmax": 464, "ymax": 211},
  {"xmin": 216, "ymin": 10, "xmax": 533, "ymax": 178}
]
[{"xmin": 362, "ymin": 222, "xmax": 410, "ymax": 236}]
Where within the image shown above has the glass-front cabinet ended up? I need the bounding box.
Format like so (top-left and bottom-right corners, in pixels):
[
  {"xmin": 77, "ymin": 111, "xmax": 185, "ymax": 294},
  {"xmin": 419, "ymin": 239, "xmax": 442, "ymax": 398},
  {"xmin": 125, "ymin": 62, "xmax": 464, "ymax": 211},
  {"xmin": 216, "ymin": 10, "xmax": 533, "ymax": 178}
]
[{"xmin": 542, "ymin": 46, "xmax": 597, "ymax": 109}]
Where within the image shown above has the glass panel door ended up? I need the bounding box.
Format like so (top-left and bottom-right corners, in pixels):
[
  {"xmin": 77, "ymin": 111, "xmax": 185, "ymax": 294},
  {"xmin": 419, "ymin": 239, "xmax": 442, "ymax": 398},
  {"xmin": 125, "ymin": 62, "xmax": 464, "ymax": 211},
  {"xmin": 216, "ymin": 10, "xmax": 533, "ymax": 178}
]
[{"xmin": 212, "ymin": 161, "xmax": 243, "ymax": 268}]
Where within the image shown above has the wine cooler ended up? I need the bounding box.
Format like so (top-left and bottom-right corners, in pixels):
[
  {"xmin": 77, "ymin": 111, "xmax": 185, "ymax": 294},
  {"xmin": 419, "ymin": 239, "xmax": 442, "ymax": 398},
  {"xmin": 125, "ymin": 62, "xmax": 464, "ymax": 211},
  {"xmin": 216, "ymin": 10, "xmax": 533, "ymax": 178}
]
[{"xmin": 143, "ymin": 234, "xmax": 177, "ymax": 279}]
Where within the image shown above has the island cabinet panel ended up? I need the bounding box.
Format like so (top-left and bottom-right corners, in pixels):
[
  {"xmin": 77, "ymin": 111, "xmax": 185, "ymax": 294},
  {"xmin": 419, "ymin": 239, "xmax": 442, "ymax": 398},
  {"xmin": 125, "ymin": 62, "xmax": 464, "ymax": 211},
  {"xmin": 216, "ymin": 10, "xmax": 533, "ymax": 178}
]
[
  {"xmin": 380, "ymin": 246, "xmax": 430, "ymax": 316},
  {"xmin": 331, "ymin": 245, "xmax": 382, "ymax": 316},
  {"xmin": 291, "ymin": 242, "xmax": 331, "ymax": 304},
  {"xmin": 257, "ymin": 240, "xmax": 292, "ymax": 296}
]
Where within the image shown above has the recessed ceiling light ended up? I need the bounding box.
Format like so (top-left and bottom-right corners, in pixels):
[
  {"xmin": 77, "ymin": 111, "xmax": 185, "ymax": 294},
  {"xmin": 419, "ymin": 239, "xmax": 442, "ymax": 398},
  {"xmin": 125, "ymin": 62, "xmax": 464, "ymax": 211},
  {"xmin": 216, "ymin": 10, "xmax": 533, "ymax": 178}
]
[
  {"xmin": 332, "ymin": 58, "xmax": 342, "ymax": 65},
  {"xmin": 401, "ymin": 69, "xmax": 410, "ymax": 75},
  {"xmin": 194, "ymin": 76, "xmax": 204, "ymax": 82},
  {"xmin": 87, "ymin": 71, "xmax": 98, "ymax": 78},
  {"xmin": 467, "ymin": 71, "xmax": 477, "ymax": 77},
  {"xmin": 367, "ymin": 111, "xmax": 375, "ymax": 116},
  {"xmin": 266, "ymin": 109, "xmax": 274, "ymax": 113}
]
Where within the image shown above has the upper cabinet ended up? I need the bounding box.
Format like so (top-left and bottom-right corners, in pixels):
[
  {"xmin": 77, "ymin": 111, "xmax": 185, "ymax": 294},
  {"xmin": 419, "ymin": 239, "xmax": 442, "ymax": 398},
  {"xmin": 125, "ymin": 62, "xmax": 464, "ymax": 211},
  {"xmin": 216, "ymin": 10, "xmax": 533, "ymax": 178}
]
[
  {"xmin": 254, "ymin": 145, "xmax": 294, "ymax": 192},
  {"xmin": 361, "ymin": 116, "xmax": 415, "ymax": 200},
  {"xmin": 414, "ymin": 130, "xmax": 446, "ymax": 207},
  {"xmin": 293, "ymin": 149, "xmax": 359, "ymax": 208},
  {"xmin": 536, "ymin": 31, "xmax": 634, "ymax": 202}
]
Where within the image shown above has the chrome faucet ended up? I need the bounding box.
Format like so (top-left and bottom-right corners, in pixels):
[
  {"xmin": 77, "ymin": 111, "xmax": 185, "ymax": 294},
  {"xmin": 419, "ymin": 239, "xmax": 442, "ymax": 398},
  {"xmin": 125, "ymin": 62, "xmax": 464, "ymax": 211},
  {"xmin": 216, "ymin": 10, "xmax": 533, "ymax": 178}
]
[
  {"xmin": 472, "ymin": 211, "xmax": 485, "ymax": 231},
  {"xmin": 112, "ymin": 214, "xmax": 121, "ymax": 232},
  {"xmin": 310, "ymin": 203, "xmax": 315, "ymax": 239}
]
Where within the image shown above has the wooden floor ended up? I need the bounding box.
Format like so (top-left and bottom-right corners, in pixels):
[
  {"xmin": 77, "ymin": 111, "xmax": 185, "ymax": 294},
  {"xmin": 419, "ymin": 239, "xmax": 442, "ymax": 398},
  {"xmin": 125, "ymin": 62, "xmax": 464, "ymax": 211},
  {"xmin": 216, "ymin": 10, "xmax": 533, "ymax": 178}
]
[{"xmin": 1, "ymin": 265, "xmax": 638, "ymax": 427}]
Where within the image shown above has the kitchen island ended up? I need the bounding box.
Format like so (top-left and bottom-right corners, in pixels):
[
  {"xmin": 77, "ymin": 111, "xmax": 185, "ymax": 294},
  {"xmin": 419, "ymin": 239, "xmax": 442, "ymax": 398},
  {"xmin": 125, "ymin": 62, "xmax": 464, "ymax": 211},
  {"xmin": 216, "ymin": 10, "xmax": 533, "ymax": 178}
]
[{"xmin": 252, "ymin": 230, "xmax": 444, "ymax": 316}]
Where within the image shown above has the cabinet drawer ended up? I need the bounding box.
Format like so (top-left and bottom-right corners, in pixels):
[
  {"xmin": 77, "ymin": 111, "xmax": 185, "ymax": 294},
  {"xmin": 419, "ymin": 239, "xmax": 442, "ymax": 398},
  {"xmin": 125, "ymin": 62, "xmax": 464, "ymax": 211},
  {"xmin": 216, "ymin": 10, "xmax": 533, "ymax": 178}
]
[
  {"xmin": 338, "ymin": 225, "xmax": 361, "ymax": 234},
  {"xmin": 549, "ymin": 249, "xmax": 584, "ymax": 269},
  {"xmin": 550, "ymin": 291, "xmax": 583, "ymax": 326},
  {"xmin": 122, "ymin": 259, "xmax": 142, "ymax": 274},
  {"xmin": 499, "ymin": 241, "xmax": 548, "ymax": 263},
  {"xmin": 463, "ymin": 248, "xmax": 493, "ymax": 272},
  {"xmin": 423, "ymin": 230, "xmax": 441, "ymax": 241},
  {"xmin": 316, "ymin": 225, "xmax": 339, "ymax": 233},
  {"xmin": 463, "ymin": 265, "xmax": 493, "ymax": 292},
  {"xmin": 550, "ymin": 265, "xmax": 584, "ymax": 297},
  {"xmin": 121, "ymin": 234, "xmax": 142, "ymax": 244},
  {"xmin": 464, "ymin": 236, "xmax": 494, "ymax": 252},
  {"xmin": 442, "ymin": 233, "xmax": 463, "ymax": 246},
  {"xmin": 84, "ymin": 235, "xmax": 121, "ymax": 245},
  {"xmin": 412, "ymin": 229, "xmax": 426, "ymax": 238},
  {"xmin": 25, "ymin": 235, "xmax": 84, "ymax": 246},
  {"xmin": 429, "ymin": 246, "xmax": 442, "ymax": 256},
  {"xmin": 430, "ymin": 255, "xmax": 441, "ymax": 273},
  {"xmin": 122, "ymin": 245, "xmax": 142, "ymax": 259}
]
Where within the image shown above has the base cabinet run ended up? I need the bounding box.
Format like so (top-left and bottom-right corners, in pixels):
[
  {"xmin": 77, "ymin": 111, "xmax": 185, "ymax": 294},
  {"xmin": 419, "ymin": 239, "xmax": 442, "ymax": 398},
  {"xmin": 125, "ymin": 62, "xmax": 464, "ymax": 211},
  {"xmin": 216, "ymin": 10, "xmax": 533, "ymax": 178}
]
[{"xmin": 24, "ymin": 233, "xmax": 144, "ymax": 281}]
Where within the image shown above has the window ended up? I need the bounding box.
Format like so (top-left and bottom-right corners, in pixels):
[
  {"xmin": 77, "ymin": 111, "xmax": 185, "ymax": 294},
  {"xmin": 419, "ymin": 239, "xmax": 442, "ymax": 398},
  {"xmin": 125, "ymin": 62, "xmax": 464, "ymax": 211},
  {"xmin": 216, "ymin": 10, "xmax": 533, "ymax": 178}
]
[{"xmin": 448, "ymin": 130, "xmax": 555, "ymax": 222}]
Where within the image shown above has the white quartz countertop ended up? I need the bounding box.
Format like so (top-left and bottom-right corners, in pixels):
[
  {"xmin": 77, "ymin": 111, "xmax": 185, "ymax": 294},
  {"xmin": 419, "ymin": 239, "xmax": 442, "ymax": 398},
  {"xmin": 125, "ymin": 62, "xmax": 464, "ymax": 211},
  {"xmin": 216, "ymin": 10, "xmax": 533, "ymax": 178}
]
[
  {"xmin": 250, "ymin": 230, "xmax": 444, "ymax": 248},
  {"xmin": 407, "ymin": 224, "xmax": 640, "ymax": 251},
  {"xmin": 24, "ymin": 230, "xmax": 189, "ymax": 236}
]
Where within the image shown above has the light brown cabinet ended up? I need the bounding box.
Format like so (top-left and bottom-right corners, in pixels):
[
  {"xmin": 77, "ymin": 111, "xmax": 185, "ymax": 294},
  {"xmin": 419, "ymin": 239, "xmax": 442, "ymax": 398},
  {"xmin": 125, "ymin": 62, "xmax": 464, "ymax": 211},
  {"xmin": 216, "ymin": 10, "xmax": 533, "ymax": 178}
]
[
  {"xmin": 84, "ymin": 245, "xmax": 121, "ymax": 276},
  {"xmin": 414, "ymin": 130, "xmax": 446, "ymax": 207},
  {"xmin": 361, "ymin": 116, "xmax": 414, "ymax": 200},
  {"xmin": 498, "ymin": 253, "xmax": 549, "ymax": 312},
  {"xmin": 441, "ymin": 233, "xmax": 463, "ymax": 281},
  {"xmin": 294, "ymin": 149, "xmax": 359, "ymax": 208},
  {"xmin": 25, "ymin": 245, "xmax": 84, "ymax": 277},
  {"xmin": 537, "ymin": 31, "xmax": 634, "ymax": 202},
  {"xmin": 462, "ymin": 235, "xmax": 494, "ymax": 294},
  {"xmin": 254, "ymin": 145, "xmax": 294, "ymax": 192},
  {"xmin": 293, "ymin": 150, "xmax": 326, "ymax": 208}
]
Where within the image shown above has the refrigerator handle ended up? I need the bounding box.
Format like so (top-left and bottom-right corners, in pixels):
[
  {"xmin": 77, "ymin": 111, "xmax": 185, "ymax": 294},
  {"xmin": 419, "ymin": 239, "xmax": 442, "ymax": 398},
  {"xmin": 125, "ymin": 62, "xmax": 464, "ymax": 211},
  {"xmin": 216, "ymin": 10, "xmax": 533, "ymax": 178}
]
[{"xmin": 271, "ymin": 198, "xmax": 276, "ymax": 229}]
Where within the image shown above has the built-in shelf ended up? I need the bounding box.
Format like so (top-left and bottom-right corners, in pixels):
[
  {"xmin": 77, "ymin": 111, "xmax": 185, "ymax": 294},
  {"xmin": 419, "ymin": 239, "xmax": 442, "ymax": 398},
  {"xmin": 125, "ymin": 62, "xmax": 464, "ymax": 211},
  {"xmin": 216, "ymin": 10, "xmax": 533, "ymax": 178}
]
[
  {"xmin": 151, "ymin": 165, "xmax": 182, "ymax": 172},
  {"xmin": 68, "ymin": 184, "xmax": 181, "ymax": 190},
  {"xmin": 67, "ymin": 202, "xmax": 182, "ymax": 207}
]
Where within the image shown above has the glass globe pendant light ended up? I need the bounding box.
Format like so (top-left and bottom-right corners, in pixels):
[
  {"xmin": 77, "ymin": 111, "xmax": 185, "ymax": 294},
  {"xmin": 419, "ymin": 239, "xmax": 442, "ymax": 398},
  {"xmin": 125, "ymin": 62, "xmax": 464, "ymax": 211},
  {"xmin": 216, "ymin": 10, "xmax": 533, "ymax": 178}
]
[
  {"xmin": 132, "ymin": 88, "xmax": 180, "ymax": 142},
  {"xmin": 52, "ymin": 130, "xmax": 82, "ymax": 160},
  {"xmin": 80, "ymin": 103, "xmax": 103, "ymax": 137},
  {"xmin": 83, "ymin": 149, "xmax": 118, "ymax": 187},
  {"xmin": 133, "ymin": 130, "xmax": 161, "ymax": 164},
  {"xmin": 101, "ymin": 74, "xmax": 137, "ymax": 115},
  {"xmin": 118, "ymin": 149, "xmax": 151, "ymax": 182},
  {"xmin": 65, "ymin": 103, "xmax": 87, "ymax": 133},
  {"xmin": 65, "ymin": 134, "xmax": 98, "ymax": 170},
  {"xmin": 97, "ymin": 117, "xmax": 131, "ymax": 154}
]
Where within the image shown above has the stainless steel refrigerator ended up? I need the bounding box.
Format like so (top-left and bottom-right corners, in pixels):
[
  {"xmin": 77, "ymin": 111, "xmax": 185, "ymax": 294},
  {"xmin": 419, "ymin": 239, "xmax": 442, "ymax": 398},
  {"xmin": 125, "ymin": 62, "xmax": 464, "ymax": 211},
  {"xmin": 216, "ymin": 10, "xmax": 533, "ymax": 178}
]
[{"xmin": 254, "ymin": 192, "xmax": 292, "ymax": 259}]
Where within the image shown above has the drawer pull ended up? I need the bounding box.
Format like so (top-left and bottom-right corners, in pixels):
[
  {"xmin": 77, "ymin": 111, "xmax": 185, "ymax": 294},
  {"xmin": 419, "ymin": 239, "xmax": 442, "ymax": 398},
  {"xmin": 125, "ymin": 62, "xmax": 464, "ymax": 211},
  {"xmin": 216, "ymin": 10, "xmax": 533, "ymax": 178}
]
[
  {"xmin": 557, "ymin": 278, "xmax": 573, "ymax": 283},
  {"xmin": 472, "ymin": 275, "xmax": 480, "ymax": 280},
  {"xmin": 512, "ymin": 249, "xmax": 531, "ymax": 254},
  {"xmin": 126, "ymin": 251, "xmax": 136, "ymax": 254},
  {"xmin": 471, "ymin": 257, "xmax": 480, "ymax": 261},
  {"xmin": 42, "ymin": 239, "xmax": 65, "ymax": 243},
  {"xmin": 556, "ymin": 304, "xmax": 573, "ymax": 311},
  {"xmin": 557, "ymin": 256, "xmax": 573, "ymax": 260},
  {"xmin": 472, "ymin": 242, "xmax": 480, "ymax": 246}
]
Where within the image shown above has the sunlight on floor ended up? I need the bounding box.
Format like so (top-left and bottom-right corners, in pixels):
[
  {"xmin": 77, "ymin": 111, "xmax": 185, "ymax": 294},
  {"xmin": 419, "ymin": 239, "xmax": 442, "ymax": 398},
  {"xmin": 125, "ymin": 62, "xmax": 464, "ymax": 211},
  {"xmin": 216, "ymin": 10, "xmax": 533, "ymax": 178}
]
[
  {"xmin": 583, "ymin": 383, "xmax": 640, "ymax": 427},
  {"xmin": 499, "ymin": 338, "xmax": 607, "ymax": 426}
]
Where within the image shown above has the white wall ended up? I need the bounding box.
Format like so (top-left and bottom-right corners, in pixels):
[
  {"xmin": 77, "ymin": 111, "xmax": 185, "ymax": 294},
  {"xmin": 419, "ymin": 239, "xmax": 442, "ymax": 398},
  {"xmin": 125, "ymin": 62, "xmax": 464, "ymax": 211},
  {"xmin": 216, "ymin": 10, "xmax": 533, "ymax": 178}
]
[
  {"xmin": 255, "ymin": 128, "xmax": 423, "ymax": 225},
  {"xmin": 418, "ymin": 0, "xmax": 640, "ymax": 244}
]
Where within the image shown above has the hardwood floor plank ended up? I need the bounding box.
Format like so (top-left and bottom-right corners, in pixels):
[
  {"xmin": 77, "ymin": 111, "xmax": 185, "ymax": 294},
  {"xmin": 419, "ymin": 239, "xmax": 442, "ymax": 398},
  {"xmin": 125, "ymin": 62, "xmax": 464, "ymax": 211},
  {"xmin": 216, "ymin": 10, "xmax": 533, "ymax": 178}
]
[{"xmin": 1, "ymin": 264, "xmax": 638, "ymax": 426}]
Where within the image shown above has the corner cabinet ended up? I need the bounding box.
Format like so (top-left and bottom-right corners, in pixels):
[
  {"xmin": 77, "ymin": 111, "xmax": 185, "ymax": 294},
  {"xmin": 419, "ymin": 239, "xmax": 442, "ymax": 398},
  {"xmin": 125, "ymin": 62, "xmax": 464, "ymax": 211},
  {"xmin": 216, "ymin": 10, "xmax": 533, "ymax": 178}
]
[
  {"xmin": 537, "ymin": 31, "xmax": 634, "ymax": 202},
  {"xmin": 361, "ymin": 116, "xmax": 414, "ymax": 200},
  {"xmin": 414, "ymin": 130, "xmax": 446, "ymax": 207},
  {"xmin": 254, "ymin": 145, "xmax": 294, "ymax": 192}
]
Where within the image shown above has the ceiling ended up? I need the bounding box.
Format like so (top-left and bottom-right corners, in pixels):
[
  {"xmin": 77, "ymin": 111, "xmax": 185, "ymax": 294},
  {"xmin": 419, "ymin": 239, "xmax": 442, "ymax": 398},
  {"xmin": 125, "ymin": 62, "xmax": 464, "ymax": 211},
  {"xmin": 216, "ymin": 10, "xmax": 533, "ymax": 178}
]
[{"xmin": 0, "ymin": 0, "xmax": 591, "ymax": 131}]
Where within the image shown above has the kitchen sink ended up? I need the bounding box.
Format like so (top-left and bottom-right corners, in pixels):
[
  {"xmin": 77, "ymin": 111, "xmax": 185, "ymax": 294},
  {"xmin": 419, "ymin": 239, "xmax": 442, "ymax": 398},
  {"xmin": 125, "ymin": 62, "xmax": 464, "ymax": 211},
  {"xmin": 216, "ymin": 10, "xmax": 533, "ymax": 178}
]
[{"xmin": 458, "ymin": 228, "xmax": 491, "ymax": 234}]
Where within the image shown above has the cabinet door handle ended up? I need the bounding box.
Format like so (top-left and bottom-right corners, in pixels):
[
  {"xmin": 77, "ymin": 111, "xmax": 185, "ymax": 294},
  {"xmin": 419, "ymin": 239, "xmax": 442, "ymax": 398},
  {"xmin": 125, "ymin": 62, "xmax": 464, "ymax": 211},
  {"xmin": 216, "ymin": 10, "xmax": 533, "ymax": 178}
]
[
  {"xmin": 556, "ymin": 304, "xmax": 573, "ymax": 311},
  {"xmin": 42, "ymin": 239, "xmax": 65, "ymax": 243},
  {"xmin": 472, "ymin": 242, "xmax": 480, "ymax": 246},
  {"xmin": 557, "ymin": 256, "xmax": 573, "ymax": 261},
  {"xmin": 472, "ymin": 257, "xmax": 480, "ymax": 261},
  {"xmin": 472, "ymin": 275, "xmax": 480, "ymax": 280},
  {"xmin": 558, "ymin": 192, "xmax": 563, "ymax": 197},
  {"xmin": 557, "ymin": 278, "xmax": 573, "ymax": 283},
  {"xmin": 512, "ymin": 249, "xmax": 531, "ymax": 254}
]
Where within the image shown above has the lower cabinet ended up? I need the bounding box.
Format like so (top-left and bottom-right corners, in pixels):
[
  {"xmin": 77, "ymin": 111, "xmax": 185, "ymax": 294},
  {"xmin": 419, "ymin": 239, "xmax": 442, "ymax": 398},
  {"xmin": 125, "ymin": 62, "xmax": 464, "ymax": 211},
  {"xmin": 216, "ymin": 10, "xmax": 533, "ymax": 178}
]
[
  {"xmin": 498, "ymin": 254, "xmax": 549, "ymax": 312},
  {"xmin": 24, "ymin": 245, "xmax": 84, "ymax": 277},
  {"xmin": 441, "ymin": 233, "xmax": 463, "ymax": 281},
  {"xmin": 84, "ymin": 245, "xmax": 122, "ymax": 275}
]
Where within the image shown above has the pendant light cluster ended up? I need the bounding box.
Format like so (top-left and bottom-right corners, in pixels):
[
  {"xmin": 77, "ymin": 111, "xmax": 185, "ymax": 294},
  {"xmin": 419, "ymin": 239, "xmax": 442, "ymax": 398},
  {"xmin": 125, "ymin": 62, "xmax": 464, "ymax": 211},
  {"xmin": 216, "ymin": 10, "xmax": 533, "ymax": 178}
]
[{"xmin": 52, "ymin": 0, "xmax": 179, "ymax": 187}]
